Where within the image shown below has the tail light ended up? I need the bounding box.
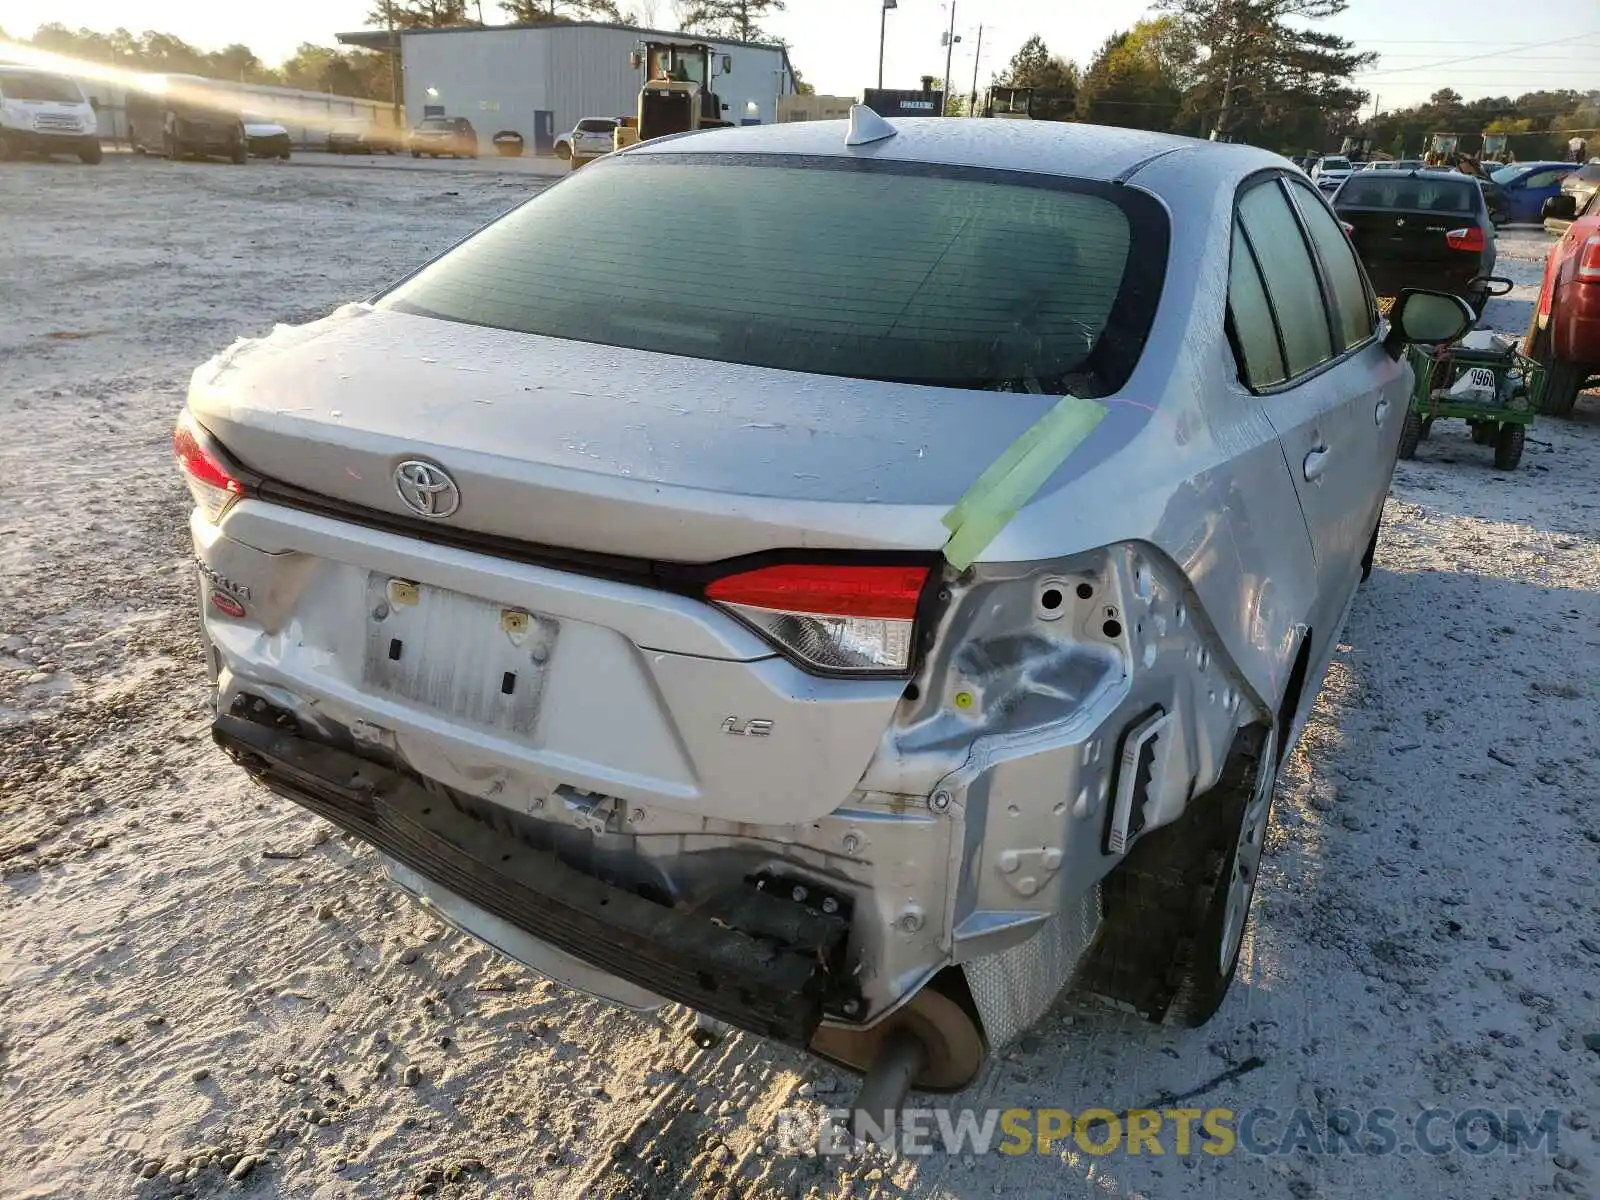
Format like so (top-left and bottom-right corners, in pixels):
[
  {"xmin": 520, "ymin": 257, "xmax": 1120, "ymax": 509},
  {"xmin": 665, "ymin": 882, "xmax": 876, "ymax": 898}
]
[
  {"xmin": 1445, "ymin": 226, "xmax": 1486, "ymax": 253},
  {"xmin": 174, "ymin": 411, "xmax": 248, "ymax": 523},
  {"xmin": 1340, "ymin": 221, "xmax": 1355, "ymax": 236},
  {"xmin": 704, "ymin": 563, "xmax": 931, "ymax": 675},
  {"xmin": 1577, "ymin": 233, "xmax": 1600, "ymax": 281}
]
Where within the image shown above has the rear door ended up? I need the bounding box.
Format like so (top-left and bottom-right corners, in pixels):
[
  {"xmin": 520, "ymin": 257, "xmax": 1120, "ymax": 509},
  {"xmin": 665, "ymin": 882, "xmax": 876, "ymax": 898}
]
[{"xmin": 1233, "ymin": 175, "xmax": 1389, "ymax": 638}]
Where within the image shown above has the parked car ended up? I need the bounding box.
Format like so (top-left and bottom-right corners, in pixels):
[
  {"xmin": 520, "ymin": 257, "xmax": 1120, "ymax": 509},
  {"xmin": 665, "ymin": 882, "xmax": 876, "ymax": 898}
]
[
  {"xmin": 179, "ymin": 116, "xmax": 1470, "ymax": 1111},
  {"xmin": 1311, "ymin": 154, "xmax": 1354, "ymax": 191},
  {"xmin": 243, "ymin": 115, "xmax": 291, "ymax": 160},
  {"xmin": 560, "ymin": 117, "xmax": 620, "ymax": 166},
  {"xmin": 129, "ymin": 93, "xmax": 246, "ymax": 163},
  {"xmin": 1484, "ymin": 161, "xmax": 1575, "ymax": 224},
  {"xmin": 327, "ymin": 119, "xmax": 402, "ymax": 155},
  {"xmin": 1333, "ymin": 168, "xmax": 1498, "ymax": 313},
  {"xmin": 0, "ymin": 66, "xmax": 102, "ymax": 163},
  {"xmin": 1545, "ymin": 160, "xmax": 1600, "ymax": 235},
  {"xmin": 410, "ymin": 116, "xmax": 478, "ymax": 159},
  {"xmin": 1526, "ymin": 186, "xmax": 1600, "ymax": 416}
]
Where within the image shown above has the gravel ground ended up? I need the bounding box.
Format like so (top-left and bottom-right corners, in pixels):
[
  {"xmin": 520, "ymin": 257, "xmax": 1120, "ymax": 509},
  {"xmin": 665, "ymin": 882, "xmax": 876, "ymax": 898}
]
[{"xmin": 1, "ymin": 156, "xmax": 1597, "ymax": 1200}]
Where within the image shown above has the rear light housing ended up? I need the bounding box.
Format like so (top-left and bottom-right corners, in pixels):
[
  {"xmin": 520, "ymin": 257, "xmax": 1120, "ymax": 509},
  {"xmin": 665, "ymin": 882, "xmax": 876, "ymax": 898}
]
[
  {"xmin": 704, "ymin": 562, "xmax": 932, "ymax": 676},
  {"xmin": 174, "ymin": 410, "xmax": 249, "ymax": 523},
  {"xmin": 1445, "ymin": 226, "xmax": 1486, "ymax": 253},
  {"xmin": 1577, "ymin": 233, "xmax": 1600, "ymax": 281}
]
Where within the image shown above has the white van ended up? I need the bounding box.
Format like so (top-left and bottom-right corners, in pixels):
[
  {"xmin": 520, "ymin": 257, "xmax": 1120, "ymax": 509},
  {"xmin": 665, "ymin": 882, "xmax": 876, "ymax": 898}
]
[{"xmin": 0, "ymin": 67, "xmax": 102, "ymax": 164}]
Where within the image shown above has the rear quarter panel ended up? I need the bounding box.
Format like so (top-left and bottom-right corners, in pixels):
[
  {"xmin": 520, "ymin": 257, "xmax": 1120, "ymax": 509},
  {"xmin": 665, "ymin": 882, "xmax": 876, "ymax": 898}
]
[{"xmin": 982, "ymin": 155, "xmax": 1322, "ymax": 718}]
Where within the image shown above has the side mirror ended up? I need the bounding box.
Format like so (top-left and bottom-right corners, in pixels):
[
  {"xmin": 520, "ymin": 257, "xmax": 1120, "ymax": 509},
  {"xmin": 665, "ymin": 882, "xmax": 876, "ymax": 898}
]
[
  {"xmin": 1383, "ymin": 289, "xmax": 1473, "ymax": 360},
  {"xmin": 629, "ymin": 51, "xmax": 642, "ymax": 69},
  {"xmin": 1542, "ymin": 193, "xmax": 1578, "ymax": 220}
]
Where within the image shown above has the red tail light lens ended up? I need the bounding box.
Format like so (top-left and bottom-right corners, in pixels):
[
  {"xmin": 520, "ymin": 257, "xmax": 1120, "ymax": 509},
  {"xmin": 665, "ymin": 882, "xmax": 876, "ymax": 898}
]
[
  {"xmin": 1577, "ymin": 233, "xmax": 1600, "ymax": 281},
  {"xmin": 1340, "ymin": 221, "xmax": 1355, "ymax": 236},
  {"xmin": 1445, "ymin": 226, "xmax": 1485, "ymax": 253},
  {"xmin": 174, "ymin": 412, "xmax": 247, "ymax": 523},
  {"xmin": 705, "ymin": 563, "xmax": 930, "ymax": 674}
]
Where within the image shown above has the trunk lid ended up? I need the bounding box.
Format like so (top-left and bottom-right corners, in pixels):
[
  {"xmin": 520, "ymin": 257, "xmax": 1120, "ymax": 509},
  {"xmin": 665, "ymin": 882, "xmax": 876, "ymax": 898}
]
[{"xmin": 189, "ymin": 304, "xmax": 1063, "ymax": 563}]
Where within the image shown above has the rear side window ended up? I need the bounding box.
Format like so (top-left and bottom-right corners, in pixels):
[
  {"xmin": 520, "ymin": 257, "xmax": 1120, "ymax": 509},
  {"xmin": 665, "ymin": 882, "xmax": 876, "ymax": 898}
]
[
  {"xmin": 1522, "ymin": 168, "xmax": 1568, "ymax": 189},
  {"xmin": 576, "ymin": 118, "xmax": 616, "ymax": 132},
  {"xmin": 1228, "ymin": 225, "xmax": 1286, "ymax": 388},
  {"xmin": 382, "ymin": 155, "xmax": 1170, "ymax": 397},
  {"xmin": 1237, "ymin": 181, "xmax": 1333, "ymax": 377},
  {"xmin": 1336, "ymin": 176, "xmax": 1480, "ymax": 214},
  {"xmin": 1285, "ymin": 178, "xmax": 1375, "ymax": 351}
]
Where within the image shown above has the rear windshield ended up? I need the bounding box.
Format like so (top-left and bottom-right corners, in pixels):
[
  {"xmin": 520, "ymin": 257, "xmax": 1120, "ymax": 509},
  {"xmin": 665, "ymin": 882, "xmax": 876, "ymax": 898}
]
[
  {"xmin": 1320, "ymin": 157, "xmax": 1351, "ymax": 170},
  {"xmin": 381, "ymin": 155, "xmax": 1168, "ymax": 396},
  {"xmin": 1335, "ymin": 175, "xmax": 1482, "ymax": 214},
  {"xmin": 0, "ymin": 71, "xmax": 84, "ymax": 103},
  {"xmin": 576, "ymin": 118, "xmax": 617, "ymax": 132},
  {"xmin": 419, "ymin": 118, "xmax": 451, "ymax": 130}
]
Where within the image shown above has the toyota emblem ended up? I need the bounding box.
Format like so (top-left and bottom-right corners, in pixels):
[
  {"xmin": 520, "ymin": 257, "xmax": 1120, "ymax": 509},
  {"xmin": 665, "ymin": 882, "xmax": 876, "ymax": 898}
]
[{"xmin": 394, "ymin": 460, "xmax": 461, "ymax": 519}]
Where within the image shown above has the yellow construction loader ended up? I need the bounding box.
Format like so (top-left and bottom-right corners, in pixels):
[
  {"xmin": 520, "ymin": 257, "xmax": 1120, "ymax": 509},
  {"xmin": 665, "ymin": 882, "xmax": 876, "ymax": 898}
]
[{"xmin": 614, "ymin": 40, "xmax": 735, "ymax": 152}]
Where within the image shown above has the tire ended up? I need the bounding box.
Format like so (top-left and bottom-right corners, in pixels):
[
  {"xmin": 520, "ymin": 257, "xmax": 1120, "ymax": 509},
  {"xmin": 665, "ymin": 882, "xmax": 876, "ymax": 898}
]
[
  {"xmin": 78, "ymin": 141, "xmax": 103, "ymax": 165},
  {"xmin": 1361, "ymin": 510, "xmax": 1382, "ymax": 582},
  {"xmin": 0, "ymin": 132, "xmax": 17, "ymax": 161},
  {"xmin": 1165, "ymin": 723, "xmax": 1280, "ymax": 1026},
  {"xmin": 1493, "ymin": 422, "xmax": 1525, "ymax": 470},
  {"xmin": 556, "ymin": 143, "xmax": 571, "ymax": 161},
  {"xmin": 411, "ymin": 150, "xmax": 422, "ymax": 158},
  {"xmin": 280, "ymin": 151, "xmax": 291, "ymax": 161},
  {"xmin": 1420, "ymin": 417, "xmax": 1434, "ymax": 442},
  {"xmin": 1078, "ymin": 724, "xmax": 1279, "ymax": 1027},
  {"xmin": 1471, "ymin": 422, "xmax": 1496, "ymax": 445},
  {"xmin": 1538, "ymin": 357, "xmax": 1586, "ymax": 418},
  {"xmin": 231, "ymin": 147, "xmax": 247, "ymax": 165},
  {"xmin": 1397, "ymin": 408, "xmax": 1424, "ymax": 459}
]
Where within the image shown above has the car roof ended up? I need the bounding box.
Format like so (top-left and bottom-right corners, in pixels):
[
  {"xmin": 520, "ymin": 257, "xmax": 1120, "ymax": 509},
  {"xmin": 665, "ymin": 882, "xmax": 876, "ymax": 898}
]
[{"xmin": 627, "ymin": 116, "xmax": 1284, "ymax": 186}]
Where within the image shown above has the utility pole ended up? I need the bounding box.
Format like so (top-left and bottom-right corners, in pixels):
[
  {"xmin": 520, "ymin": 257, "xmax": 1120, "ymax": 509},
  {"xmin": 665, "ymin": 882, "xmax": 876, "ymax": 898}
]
[
  {"xmin": 385, "ymin": 0, "xmax": 402, "ymax": 129},
  {"xmin": 878, "ymin": 0, "xmax": 896, "ymax": 89},
  {"xmin": 968, "ymin": 23, "xmax": 982, "ymax": 116},
  {"xmin": 942, "ymin": 2, "xmax": 956, "ymax": 116}
]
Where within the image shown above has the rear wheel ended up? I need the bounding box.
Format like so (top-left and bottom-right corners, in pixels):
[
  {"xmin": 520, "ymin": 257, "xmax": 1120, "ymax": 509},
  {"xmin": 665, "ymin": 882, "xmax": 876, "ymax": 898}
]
[
  {"xmin": 1471, "ymin": 422, "xmax": 1497, "ymax": 445},
  {"xmin": 1539, "ymin": 358, "xmax": 1587, "ymax": 418},
  {"xmin": 1360, "ymin": 510, "xmax": 1382, "ymax": 582},
  {"xmin": 1080, "ymin": 724, "xmax": 1279, "ymax": 1027},
  {"xmin": 230, "ymin": 146, "xmax": 247, "ymax": 165},
  {"xmin": 1493, "ymin": 422, "xmax": 1525, "ymax": 470},
  {"xmin": 411, "ymin": 150, "xmax": 422, "ymax": 158},
  {"xmin": 1397, "ymin": 408, "xmax": 1425, "ymax": 459}
]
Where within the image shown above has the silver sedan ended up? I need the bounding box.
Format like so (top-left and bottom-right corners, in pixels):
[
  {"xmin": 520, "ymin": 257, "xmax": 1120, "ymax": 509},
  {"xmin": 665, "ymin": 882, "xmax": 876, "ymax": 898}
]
[{"xmin": 176, "ymin": 110, "xmax": 1470, "ymax": 1120}]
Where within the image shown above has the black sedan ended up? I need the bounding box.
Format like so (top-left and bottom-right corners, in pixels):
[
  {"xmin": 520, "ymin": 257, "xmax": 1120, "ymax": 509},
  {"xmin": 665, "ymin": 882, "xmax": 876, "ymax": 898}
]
[{"xmin": 1331, "ymin": 169, "xmax": 1498, "ymax": 315}]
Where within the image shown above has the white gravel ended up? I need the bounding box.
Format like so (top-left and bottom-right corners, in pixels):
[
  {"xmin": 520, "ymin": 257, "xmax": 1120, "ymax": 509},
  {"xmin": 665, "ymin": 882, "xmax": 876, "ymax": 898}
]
[{"xmin": 1, "ymin": 157, "xmax": 1597, "ymax": 1200}]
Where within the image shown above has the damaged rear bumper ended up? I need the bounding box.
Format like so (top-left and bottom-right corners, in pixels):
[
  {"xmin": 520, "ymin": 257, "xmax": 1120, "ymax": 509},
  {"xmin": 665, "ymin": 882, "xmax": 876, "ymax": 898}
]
[{"xmin": 212, "ymin": 713, "xmax": 854, "ymax": 1046}]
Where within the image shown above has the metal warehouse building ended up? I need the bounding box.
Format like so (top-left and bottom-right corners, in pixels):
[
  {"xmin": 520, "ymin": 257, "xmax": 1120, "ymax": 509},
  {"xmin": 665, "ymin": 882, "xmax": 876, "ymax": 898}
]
[{"xmin": 338, "ymin": 22, "xmax": 799, "ymax": 156}]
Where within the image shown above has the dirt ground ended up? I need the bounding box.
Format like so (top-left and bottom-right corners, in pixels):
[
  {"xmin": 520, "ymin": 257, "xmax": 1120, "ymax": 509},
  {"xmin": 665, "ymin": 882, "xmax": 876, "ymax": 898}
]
[{"xmin": 1, "ymin": 155, "xmax": 1597, "ymax": 1200}]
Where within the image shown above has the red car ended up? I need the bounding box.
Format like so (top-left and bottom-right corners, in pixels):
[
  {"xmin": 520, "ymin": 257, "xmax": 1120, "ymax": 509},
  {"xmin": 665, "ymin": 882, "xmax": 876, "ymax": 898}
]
[{"xmin": 1528, "ymin": 188, "xmax": 1600, "ymax": 416}]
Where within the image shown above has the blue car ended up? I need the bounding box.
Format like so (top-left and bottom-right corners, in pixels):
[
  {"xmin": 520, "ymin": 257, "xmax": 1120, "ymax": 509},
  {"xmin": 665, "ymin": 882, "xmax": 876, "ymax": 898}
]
[{"xmin": 1487, "ymin": 161, "xmax": 1579, "ymax": 223}]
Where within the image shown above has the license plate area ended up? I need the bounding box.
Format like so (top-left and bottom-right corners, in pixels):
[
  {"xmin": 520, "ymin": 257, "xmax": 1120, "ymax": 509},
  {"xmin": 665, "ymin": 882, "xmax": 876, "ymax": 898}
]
[{"xmin": 362, "ymin": 576, "xmax": 559, "ymax": 736}]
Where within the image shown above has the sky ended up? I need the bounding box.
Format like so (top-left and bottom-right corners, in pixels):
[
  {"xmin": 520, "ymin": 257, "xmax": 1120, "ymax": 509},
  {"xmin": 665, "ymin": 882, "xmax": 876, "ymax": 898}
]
[{"xmin": 0, "ymin": 0, "xmax": 1595, "ymax": 114}]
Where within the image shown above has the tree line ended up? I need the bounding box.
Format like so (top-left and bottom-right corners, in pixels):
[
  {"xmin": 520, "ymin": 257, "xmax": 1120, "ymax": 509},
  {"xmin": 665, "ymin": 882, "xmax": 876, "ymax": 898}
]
[
  {"xmin": 7, "ymin": 1, "xmax": 791, "ymax": 106},
  {"xmin": 989, "ymin": 0, "xmax": 1593, "ymax": 158},
  {"xmin": 10, "ymin": 1, "xmax": 1594, "ymax": 152}
]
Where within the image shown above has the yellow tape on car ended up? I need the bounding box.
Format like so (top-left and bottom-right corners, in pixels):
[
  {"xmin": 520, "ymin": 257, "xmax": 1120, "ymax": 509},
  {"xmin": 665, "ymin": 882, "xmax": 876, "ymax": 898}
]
[{"xmin": 940, "ymin": 394, "xmax": 1106, "ymax": 571}]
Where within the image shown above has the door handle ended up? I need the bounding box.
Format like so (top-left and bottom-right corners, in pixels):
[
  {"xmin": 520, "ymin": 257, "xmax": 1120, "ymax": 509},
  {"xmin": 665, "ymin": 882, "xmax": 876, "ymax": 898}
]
[
  {"xmin": 1374, "ymin": 398, "xmax": 1390, "ymax": 426},
  {"xmin": 1303, "ymin": 446, "xmax": 1331, "ymax": 481}
]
